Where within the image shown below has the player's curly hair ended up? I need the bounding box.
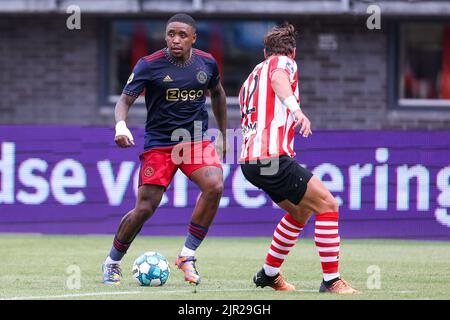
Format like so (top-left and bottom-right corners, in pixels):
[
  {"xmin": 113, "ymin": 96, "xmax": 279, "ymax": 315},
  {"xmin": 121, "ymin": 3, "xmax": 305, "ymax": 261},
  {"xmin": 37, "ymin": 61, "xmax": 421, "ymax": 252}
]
[{"xmin": 263, "ymin": 22, "xmax": 297, "ymax": 57}]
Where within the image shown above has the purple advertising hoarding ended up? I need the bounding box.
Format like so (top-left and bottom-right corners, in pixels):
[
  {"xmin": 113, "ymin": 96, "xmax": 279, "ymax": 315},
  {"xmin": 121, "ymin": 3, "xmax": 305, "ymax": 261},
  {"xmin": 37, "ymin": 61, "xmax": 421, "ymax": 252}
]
[{"xmin": 0, "ymin": 125, "xmax": 449, "ymax": 240}]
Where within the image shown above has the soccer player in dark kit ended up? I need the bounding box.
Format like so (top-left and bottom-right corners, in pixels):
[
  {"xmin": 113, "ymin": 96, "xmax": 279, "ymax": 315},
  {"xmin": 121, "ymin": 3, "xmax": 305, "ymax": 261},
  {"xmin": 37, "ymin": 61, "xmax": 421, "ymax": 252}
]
[{"xmin": 102, "ymin": 13, "xmax": 227, "ymax": 286}]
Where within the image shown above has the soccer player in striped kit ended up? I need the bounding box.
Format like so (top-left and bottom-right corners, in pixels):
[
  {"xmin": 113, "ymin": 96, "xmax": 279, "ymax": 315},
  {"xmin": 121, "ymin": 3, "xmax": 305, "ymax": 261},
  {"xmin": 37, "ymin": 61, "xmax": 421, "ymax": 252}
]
[{"xmin": 239, "ymin": 23, "xmax": 359, "ymax": 294}]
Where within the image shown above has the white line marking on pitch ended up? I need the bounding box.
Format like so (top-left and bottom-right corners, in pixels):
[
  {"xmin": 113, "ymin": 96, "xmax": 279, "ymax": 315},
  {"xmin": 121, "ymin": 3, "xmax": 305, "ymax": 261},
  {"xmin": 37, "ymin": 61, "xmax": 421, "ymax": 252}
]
[
  {"xmin": 0, "ymin": 288, "xmax": 417, "ymax": 300},
  {"xmin": 1, "ymin": 288, "xmax": 312, "ymax": 300},
  {"xmin": 1, "ymin": 291, "xmax": 143, "ymax": 300}
]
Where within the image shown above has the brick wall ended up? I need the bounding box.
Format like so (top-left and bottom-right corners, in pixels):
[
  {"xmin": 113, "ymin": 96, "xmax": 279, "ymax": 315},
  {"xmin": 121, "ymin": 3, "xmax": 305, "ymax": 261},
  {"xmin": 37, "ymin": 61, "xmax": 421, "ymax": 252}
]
[
  {"xmin": 1, "ymin": 15, "xmax": 449, "ymax": 130},
  {"xmin": 295, "ymin": 18, "xmax": 450, "ymax": 130},
  {"xmin": 295, "ymin": 19, "xmax": 387, "ymax": 129},
  {"xmin": 0, "ymin": 15, "xmax": 114, "ymax": 126}
]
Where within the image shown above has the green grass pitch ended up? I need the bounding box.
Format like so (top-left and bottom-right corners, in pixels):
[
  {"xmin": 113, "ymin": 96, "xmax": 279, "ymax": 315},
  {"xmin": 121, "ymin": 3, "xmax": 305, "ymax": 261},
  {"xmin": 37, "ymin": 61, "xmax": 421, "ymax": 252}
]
[{"xmin": 0, "ymin": 234, "xmax": 449, "ymax": 300}]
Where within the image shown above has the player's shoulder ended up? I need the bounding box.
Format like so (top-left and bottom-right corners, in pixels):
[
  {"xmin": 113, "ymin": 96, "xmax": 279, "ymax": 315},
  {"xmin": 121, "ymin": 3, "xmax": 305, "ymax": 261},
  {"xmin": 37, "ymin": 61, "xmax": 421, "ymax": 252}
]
[
  {"xmin": 141, "ymin": 49, "xmax": 166, "ymax": 64},
  {"xmin": 193, "ymin": 48, "xmax": 216, "ymax": 62},
  {"xmin": 275, "ymin": 55, "xmax": 297, "ymax": 66},
  {"xmin": 255, "ymin": 61, "xmax": 265, "ymax": 69},
  {"xmin": 274, "ymin": 55, "xmax": 297, "ymax": 75},
  {"xmin": 251, "ymin": 61, "xmax": 265, "ymax": 74}
]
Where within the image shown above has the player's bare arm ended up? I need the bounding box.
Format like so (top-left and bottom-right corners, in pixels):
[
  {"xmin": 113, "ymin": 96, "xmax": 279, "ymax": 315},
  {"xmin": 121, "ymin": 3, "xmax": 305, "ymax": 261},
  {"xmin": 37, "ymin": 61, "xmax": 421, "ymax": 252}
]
[
  {"xmin": 209, "ymin": 82, "xmax": 227, "ymax": 159},
  {"xmin": 271, "ymin": 69, "xmax": 312, "ymax": 138},
  {"xmin": 114, "ymin": 93, "xmax": 137, "ymax": 148}
]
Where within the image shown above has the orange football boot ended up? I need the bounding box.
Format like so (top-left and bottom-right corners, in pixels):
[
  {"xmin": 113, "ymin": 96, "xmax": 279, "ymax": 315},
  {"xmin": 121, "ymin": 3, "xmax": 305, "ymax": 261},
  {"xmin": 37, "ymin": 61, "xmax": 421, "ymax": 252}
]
[
  {"xmin": 319, "ymin": 278, "xmax": 361, "ymax": 294},
  {"xmin": 175, "ymin": 256, "xmax": 201, "ymax": 285},
  {"xmin": 253, "ymin": 268, "xmax": 296, "ymax": 291}
]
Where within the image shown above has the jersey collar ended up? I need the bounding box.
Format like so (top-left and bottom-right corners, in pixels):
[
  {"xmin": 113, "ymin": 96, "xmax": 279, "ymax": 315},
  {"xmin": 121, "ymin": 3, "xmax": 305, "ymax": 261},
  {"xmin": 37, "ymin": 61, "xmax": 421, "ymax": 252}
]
[{"xmin": 164, "ymin": 48, "xmax": 194, "ymax": 67}]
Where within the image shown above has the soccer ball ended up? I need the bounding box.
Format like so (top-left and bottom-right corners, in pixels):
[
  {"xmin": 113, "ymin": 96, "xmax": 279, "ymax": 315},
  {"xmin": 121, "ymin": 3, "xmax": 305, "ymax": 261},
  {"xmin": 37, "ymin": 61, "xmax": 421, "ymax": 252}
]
[{"xmin": 132, "ymin": 251, "xmax": 170, "ymax": 286}]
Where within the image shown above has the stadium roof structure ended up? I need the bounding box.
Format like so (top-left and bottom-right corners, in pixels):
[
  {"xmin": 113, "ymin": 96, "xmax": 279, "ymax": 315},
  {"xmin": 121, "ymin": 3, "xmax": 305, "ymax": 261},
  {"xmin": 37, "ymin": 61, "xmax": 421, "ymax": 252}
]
[{"xmin": 1, "ymin": 0, "xmax": 450, "ymax": 16}]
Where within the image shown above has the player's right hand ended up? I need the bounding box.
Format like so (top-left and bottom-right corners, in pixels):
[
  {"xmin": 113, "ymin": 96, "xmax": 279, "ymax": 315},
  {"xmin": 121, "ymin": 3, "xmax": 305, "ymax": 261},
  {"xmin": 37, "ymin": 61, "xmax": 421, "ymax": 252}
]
[
  {"xmin": 114, "ymin": 120, "xmax": 135, "ymax": 148},
  {"xmin": 293, "ymin": 110, "xmax": 312, "ymax": 138}
]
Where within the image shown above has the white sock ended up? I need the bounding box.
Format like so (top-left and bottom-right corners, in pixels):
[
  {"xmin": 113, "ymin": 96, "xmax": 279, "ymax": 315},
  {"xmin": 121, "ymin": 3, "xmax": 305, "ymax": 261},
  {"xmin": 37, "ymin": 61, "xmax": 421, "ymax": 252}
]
[
  {"xmin": 105, "ymin": 256, "xmax": 121, "ymax": 265},
  {"xmin": 323, "ymin": 273, "xmax": 340, "ymax": 282},
  {"xmin": 180, "ymin": 246, "xmax": 196, "ymax": 257},
  {"xmin": 263, "ymin": 264, "xmax": 280, "ymax": 277}
]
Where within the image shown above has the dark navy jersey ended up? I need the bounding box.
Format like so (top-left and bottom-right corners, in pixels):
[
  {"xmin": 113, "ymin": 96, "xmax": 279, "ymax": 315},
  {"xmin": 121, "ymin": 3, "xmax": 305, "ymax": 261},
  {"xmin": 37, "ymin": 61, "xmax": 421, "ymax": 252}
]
[{"xmin": 122, "ymin": 48, "xmax": 220, "ymax": 150}]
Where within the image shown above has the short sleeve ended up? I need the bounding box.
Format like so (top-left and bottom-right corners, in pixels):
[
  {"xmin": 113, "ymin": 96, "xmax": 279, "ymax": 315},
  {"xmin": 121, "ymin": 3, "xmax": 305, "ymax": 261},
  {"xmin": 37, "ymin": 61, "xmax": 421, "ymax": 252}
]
[
  {"xmin": 270, "ymin": 56, "xmax": 297, "ymax": 84},
  {"xmin": 122, "ymin": 58, "xmax": 150, "ymax": 98},
  {"xmin": 207, "ymin": 59, "xmax": 220, "ymax": 89}
]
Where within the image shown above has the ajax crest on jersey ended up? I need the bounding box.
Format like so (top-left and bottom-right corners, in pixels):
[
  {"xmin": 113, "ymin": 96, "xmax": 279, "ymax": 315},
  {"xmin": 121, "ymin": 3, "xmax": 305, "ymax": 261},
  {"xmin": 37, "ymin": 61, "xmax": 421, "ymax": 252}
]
[
  {"xmin": 196, "ymin": 70, "xmax": 208, "ymax": 84},
  {"xmin": 132, "ymin": 251, "xmax": 170, "ymax": 286}
]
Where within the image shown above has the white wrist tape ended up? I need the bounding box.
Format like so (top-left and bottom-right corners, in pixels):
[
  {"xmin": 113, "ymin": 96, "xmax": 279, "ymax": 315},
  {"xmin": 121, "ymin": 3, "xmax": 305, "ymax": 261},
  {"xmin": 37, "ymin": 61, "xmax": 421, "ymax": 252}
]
[
  {"xmin": 115, "ymin": 120, "xmax": 134, "ymax": 141},
  {"xmin": 283, "ymin": 95, "xmax": 301, "ymax": 113}
]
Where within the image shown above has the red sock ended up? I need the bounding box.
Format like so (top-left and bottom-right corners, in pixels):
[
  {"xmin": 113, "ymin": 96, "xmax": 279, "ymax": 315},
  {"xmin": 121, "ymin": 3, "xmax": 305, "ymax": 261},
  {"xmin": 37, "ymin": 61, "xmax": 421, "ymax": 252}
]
[
  {"xmin": 315, "ymin": 212, "xmax": 340, "ymax": 281},
  {"xmin": 264, "ymin": 213, "xmax": 304, "ymax": 275}
]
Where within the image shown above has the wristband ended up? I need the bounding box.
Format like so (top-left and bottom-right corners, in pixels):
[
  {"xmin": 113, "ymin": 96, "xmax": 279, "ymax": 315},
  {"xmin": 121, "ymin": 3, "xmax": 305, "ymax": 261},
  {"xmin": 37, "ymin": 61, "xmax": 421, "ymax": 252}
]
[
  {"xmin": 115, "ymin": 120, "xmax": 127, "ymax": 132},
  {"xmin": 115, "ymin": 120, "xmax": 132, "ymax": 139},
  {"xmin": 283, "ymin": 95, "xmax": 301, "ymax": 113}
]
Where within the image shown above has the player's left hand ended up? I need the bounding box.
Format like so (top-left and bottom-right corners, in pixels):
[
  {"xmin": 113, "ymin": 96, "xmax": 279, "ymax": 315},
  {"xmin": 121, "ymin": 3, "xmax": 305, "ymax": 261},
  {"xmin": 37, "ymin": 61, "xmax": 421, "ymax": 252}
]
[{"xmin": 293, "ymin": 110, "xmax": 312, "ymax": 138}]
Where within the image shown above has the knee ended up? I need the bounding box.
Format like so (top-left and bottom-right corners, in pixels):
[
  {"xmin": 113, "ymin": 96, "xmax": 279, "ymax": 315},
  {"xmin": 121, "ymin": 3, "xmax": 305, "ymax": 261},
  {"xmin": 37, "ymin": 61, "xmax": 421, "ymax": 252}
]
[
  {"xmin": 323, "ymin": 194, "xmax": 339, "ymax": 212},
  {"xmin": 135, "ymin": 201, "xmax": 157, "ymax": 221},
  {"xmin": 203, "ymin": 180, "xmax": 224, "ymax": 199}
]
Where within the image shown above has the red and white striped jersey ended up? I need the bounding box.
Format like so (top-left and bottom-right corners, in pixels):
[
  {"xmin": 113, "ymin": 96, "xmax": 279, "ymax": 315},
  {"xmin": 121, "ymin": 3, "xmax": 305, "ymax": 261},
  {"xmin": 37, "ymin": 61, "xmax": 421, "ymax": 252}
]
[{"xmin": 239, "ymin": 55, "xmax": 300, "ymax": 162}]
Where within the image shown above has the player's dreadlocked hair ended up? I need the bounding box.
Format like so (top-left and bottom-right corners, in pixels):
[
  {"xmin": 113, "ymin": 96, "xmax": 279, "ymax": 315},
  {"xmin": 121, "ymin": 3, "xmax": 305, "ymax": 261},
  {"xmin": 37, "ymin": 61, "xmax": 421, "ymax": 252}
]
[
  {"xmin": 167, "ymin": 13, "xmax": 197, "ymax": 32},
  {"xmin": 263, "ymin": 22, "xmax": 297, "ymax": 57}
]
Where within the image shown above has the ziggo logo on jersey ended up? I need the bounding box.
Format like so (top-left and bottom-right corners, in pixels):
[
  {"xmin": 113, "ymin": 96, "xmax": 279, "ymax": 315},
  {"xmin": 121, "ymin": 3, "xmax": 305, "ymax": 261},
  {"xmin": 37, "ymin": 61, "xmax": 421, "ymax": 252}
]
[{"xmin": 166, "ymin": 88, "xmax": 204, "ymax": 102}]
